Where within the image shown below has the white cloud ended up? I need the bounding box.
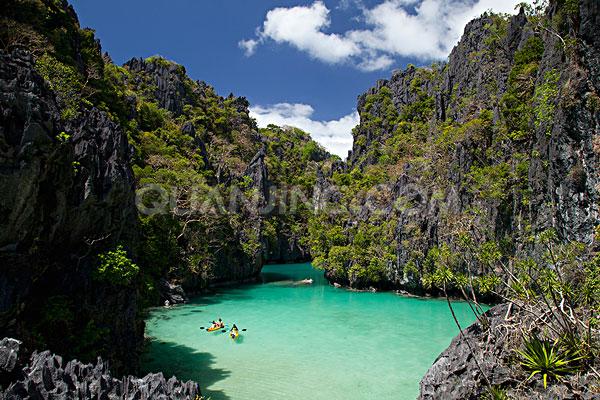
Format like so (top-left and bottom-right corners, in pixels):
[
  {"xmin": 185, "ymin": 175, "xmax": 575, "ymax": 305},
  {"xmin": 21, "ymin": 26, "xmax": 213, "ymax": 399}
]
[
  {"xmin": 356, "ymin": 53, "xmax": 394, "ymax": 71},
  {"xmin": 250, "ymin": 103, "xmax": 359, "ymax": 158},
  {"xmin": 239, "ymin": 39, "xmax": 259, "ymax": 56},
  {"xmin": 241, "ymin": 0, "xmax": 532, "ymax": 70},
  {"xmin": 260, "ymin": 1, "xmax": 359, "ymax": 64},
  {"xmin": 336, "ymin": 0, "xmax": 366, "ymax": 11}
]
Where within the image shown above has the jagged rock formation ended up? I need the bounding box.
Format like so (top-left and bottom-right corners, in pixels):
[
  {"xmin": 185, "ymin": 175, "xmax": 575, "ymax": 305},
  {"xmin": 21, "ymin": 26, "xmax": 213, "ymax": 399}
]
[
  {"xmin": 125, "ymin": 57, "xmax": 195, "ymax": 116},
  {"xmin": 0, "ymin": 48, "xmax": 141, "ymax": 373},
  {"xmin": 0, "ymin": 338, "xmax": 200, "ymax": 399},
  {"xmin": 418, "ymin": 305, "xmax": 597, "ymax": 399},
  {"xmin": 313, "ymin": 1, "xmax": 600, "ymax": 291}
]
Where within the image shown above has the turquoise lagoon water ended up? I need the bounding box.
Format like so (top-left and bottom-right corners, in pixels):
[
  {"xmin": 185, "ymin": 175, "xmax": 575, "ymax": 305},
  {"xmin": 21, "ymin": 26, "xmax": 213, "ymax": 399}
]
[{"xmin": 142, "ymin": 263, "xmax": 481, "ymax": 400}]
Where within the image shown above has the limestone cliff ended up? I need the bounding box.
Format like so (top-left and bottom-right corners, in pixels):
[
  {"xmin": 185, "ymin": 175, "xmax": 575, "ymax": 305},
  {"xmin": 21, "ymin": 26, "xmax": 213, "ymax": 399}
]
[
  {"xmin": 0, "ymin": 49, "xmax": 141, "ymax": 372},
  {"xmin": 313, "ymin": 1, "xmax": 600, "ymax": 292}
]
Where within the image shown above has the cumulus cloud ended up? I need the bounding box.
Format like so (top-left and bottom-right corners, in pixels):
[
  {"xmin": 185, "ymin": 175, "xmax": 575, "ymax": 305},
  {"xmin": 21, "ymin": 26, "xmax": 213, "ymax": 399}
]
[
  {"xmin": 260, "ymin": 2, "xmax": 359, "ymax": 64},
  {"xmin": 240, "ymin": 0, "xmax": 531, "ymax": 70},
  {"xmin": 249, "ymin": 103, "xmax": 359, "ymax": 158}
]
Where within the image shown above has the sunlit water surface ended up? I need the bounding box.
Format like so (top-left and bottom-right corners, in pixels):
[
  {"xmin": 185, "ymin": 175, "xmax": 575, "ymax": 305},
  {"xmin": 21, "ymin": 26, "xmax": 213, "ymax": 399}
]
[{"xmin": 142, "ymin": 263, "xmax": 481, "ymax": 399}]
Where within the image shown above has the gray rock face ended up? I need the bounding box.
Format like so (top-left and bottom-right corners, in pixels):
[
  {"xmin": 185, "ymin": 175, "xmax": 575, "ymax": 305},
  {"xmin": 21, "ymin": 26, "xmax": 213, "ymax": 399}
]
[
  {"xmin": 0, "ymin": 338, "xmax": 200, "ymax": 399},
  {"xmin": 418, "ymin": 304, "xmax": 597, "ymax": 400},
  {"xmin": 0, "ymin": 339, "xmax": 21, "ymax": 374},
  {"xmin": 124, "ymin": 57, "xmax": 195, "ymax": 116},
  {"xmin": 159, "ymin": 279, "xmax": 187, "ymax": 305},
  {"xmin": 0, "ymin": 49, "xmax": 141, "ymax": 373},
  {"xmin": 245, "ymin": 147, "xmax": 269, "ymax": 204}
]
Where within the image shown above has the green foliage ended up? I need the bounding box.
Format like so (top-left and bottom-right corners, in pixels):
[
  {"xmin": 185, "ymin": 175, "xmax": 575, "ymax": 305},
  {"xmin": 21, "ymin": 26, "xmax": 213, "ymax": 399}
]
[
  {"xmin": 241, "ymin": 225, "xmax": 261, "ymax": 258},
  {"xmin": 473, "ymin": 275, "xmax": 501, "ymax": 295},
  {"xmin": 95, "ymin": 245, "xmax": 139, "ymax": 286},
  {"xmin": 516, "ymin": 335, "xmax": 583, "ymax": 388},
  {"xmin": 301, "ymin": 140, "xmax": 322, "ymax": 162},
  {"xmin": 468, "ymin": 163, "xmax": 511, "ymax": 201},
  {"xmin": 56, "ymin": 131, "xmax": 71, "ymax": 143},
  {"xmin": 71, "ymin": 160, "xmax": 81, "ymax": 173},
  {"xmin": 42, "ymin": 295, "xmax": 74, "ymax": 330},
  {"xmin": 581, "ymin": 256, "xmax": 600, "ymax": 306},
  {"xmin": 137, "ymin": 101, "xmax": 167, "ymax": 131},
  {"xmin": 35, "ymin": 53, "xmax": 83, "ymax": 119},
  {"xmin": 501, "ymin": 36, "xmax": 545, "ymax": 140},
  {"xmin": 482, "ymin": 385, "xmax": 509, "ymax": 400},
  {"xmin": 514, "ymin": 36, "xmax": 545, "ymax": 66},
  {"xmin": 138, "ymin": 215, "xmax": 180, "ymax": 276},
  {"xmin": 261, "ymin": 125, "xmax": 327, "ymax": 191},
  {"xmin": 533, "ymin": 69, "xmax": 560, "ymax": 135},
  {"xmin": 402, "ymin": 78, "xmax": 435, "ymax": 123},
  {"xmin": 483, "ymin": 15, "xmax": 509, "ymax": 51},
  {"xmin": 586, "ymin": 92, "xmax": 600, "ymax": 112},
  {"xmin": 308, "ymin": 211, "xmax": 397, "ymax": 287}
]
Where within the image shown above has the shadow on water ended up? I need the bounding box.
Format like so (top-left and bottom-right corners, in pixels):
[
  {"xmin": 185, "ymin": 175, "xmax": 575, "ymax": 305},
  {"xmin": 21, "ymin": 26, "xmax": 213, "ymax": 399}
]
[
  {"xmin": 260, "ymin": 271, "xmax": 294, "ymax": 283},
  {"xmin": 187, "ymin": 290, "xmax": 255, "ymax": 307},
  {"xmin": 141, "ymin": 341, "xmax": 232, "ymax": 400}
]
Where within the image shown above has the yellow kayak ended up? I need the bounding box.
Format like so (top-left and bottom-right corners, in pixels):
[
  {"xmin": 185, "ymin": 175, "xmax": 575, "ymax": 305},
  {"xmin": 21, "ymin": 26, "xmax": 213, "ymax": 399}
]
[{"xmin": 207, "ymin": 325, "xmax": 224, "ymax": 332}]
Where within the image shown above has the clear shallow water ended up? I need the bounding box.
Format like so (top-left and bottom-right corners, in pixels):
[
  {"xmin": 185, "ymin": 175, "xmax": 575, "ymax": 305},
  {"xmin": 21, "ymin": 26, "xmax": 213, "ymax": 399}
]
[{"xmin": 142, "ymin": 263, "xmax": 480, "ymax": 400}]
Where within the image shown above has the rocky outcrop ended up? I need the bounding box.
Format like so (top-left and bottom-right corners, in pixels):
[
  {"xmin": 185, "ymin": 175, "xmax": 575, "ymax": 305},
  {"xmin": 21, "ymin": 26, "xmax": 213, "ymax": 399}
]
[
  {"xmin": 245, "ymin": 147, "xmax": 269, "ymax": 203},
  {"xmin": 159, "ymin": 279, "xmax": 187, "ymax": 305},
  {"xmin": 418, "ymin": 304, "xmax": 597, "ymax": 399},
  {"xmin": 0, "ymin": 338, "xmax": 200, "ymax": 399},
  {"xmin": 124, "ymin": 57, "xmax": 197, "ymax": 116},
  {"xmin": 0, "ymin": 49, "xmax": 141, "ymax": 373}
]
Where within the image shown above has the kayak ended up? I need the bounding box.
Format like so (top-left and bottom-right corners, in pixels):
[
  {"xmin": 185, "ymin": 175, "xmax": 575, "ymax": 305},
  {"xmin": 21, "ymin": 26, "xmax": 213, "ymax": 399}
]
[{"xmin": 207, "ymin": 326, "xmax": 224, "ymax": 332}]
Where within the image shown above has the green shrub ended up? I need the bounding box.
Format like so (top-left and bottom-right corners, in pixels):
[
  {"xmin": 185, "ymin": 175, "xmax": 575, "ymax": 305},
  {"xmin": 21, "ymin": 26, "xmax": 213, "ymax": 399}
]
[
  {"xmin": 95, "ymin": 245, "xmax": 139, "ymax": 286},
  {"xmin": 137, "ymin": 101, "xmax": 167, "ymax": 131}
]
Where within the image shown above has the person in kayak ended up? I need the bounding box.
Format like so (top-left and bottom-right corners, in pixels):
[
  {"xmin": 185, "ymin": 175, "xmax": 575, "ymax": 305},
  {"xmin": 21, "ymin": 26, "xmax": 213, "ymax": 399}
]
[
  {"xmin": 218, "ymin": 318, "xmax": 225, "ymax": 328},
  {"xmin": 230, "ymin": 324, "xmax": 239, "ymax": 338}
]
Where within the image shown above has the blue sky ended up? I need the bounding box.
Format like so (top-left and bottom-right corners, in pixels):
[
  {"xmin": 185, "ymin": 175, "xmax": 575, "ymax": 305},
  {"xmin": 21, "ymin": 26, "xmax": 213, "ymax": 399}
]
[{"xmin": 69, "ymin": 0, "xmax": 527, "ymax": 157}]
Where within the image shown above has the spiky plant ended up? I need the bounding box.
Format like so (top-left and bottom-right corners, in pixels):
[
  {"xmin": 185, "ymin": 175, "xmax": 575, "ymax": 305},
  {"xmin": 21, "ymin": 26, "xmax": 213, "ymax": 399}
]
[
  {"xmin": 482, "ymin": 385, "xmax": 509, "ymax": 400},
  {"xmin": 516, "ymin": 335, "xmax": 583, "ymax": 388}
]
